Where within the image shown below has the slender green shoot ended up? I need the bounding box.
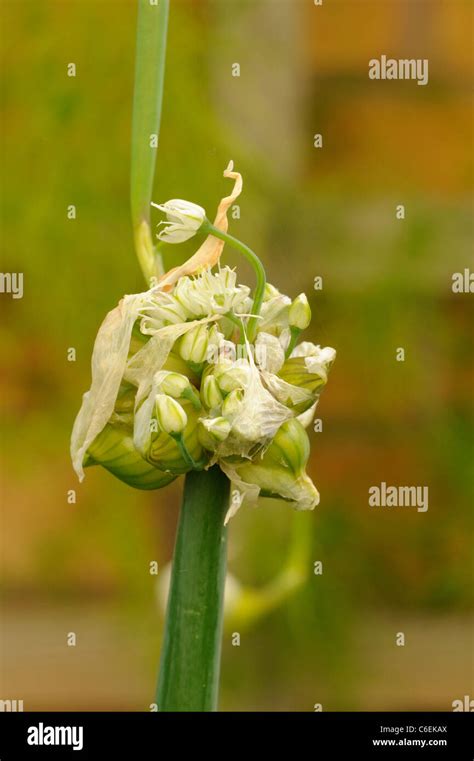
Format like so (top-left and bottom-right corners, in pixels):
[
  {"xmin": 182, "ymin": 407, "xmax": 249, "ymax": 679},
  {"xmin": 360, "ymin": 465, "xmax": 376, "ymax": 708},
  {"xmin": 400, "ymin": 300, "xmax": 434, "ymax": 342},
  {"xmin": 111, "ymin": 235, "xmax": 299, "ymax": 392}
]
[{"xmin": 131, "ymin": 0, "xmax": 169, "ymax": 284}]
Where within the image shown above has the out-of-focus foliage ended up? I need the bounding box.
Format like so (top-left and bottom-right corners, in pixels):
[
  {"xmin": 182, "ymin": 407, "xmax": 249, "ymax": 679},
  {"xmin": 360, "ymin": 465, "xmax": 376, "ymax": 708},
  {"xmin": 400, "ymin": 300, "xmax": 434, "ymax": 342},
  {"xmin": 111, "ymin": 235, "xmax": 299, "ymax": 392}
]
[{"xmin": 0, "ymin": 0, "xmax": 472, "ymax": 710}]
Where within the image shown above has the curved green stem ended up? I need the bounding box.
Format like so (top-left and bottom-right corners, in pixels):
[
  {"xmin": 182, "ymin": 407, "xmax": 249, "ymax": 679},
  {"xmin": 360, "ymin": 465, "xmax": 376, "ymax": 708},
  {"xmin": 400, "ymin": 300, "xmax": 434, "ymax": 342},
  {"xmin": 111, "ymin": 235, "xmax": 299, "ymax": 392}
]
[
  {"xmin": 224, "ymin": 311, "xmax": 246, "ymax": 343},
  {"xmin": 225, "ymin": 512, "xmax": 312, "ymax": 632},
  {"xmin": 202, "ymin": 222, "xmax": 266, "ymax": 342},
  {"xmin": 285, "ymin": 326, "xmax": 301, "ymax": 359},
  {"xmin": 156, "ymin": 466, "xmax": 230, "ymax": 710}
]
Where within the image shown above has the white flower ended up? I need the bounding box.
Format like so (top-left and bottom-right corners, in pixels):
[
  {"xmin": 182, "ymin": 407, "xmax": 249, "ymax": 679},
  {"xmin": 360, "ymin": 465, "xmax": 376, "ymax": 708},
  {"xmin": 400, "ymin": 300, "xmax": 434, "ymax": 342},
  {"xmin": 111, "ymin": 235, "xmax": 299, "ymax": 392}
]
[
  {"xmin": 173, "ymin": 267, "xmax": 251, "ymax": 318},
  {"xmin": 139, "ymin": 291, "xmax": 189, "ymax": 333},
  {"xmin": 291, "ymin": 342, "xmax": 335, "ymax": 362},
  {"xmin": 291, "ymin": 343, "xmax": 336, "ymax": 382},
  {"xmin": 151, "ymin": 199, "xmax": 206, "ymax": 244}
]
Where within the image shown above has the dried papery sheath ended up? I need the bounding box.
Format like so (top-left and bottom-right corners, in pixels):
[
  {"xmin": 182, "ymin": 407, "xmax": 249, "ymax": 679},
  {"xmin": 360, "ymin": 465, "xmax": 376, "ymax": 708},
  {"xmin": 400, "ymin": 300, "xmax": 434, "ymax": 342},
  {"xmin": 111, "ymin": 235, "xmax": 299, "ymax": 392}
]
[
  {"xmin": 254, "ymin": 332, "xmax": 285, "ymax": 374},
  {"xmin": 71, "ymin": 293, "xmax": 146, "ymax": 480},
  {"xmin": 156, "ymin": 161, "xmax": 242, "ymax": 292}
]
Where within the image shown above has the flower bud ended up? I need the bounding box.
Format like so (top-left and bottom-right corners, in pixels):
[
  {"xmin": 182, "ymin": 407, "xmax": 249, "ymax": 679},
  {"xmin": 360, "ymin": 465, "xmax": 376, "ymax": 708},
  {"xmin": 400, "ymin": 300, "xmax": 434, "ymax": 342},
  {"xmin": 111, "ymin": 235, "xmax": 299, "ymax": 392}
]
[
  {"xmin": 198, "ymin": 416, "xmax": 231, "ymax": 449},
  {"xmin": 288, "ymin": 293, "xmax": 311, "ymax": 330},
  {"xmin": 140, "ymin": 400, "xmax": 206, "ymax": 474},
  {"xmin": 216, "ymin": 361, "xmax": 251, "ymax": 393},
  {"xmin": 178, "ymin": 324, "xmax": 209, "ymax": 364},
  {"xmin": 221, "ymin": 388, "xmax": 244, "ymax": 419},
  {"xmin": 151, "ymin": 199, "xmax": 206, "ymax": 244},
  {"xmin": 162, "ymin": 352, "xmax": 200, "ymax": 385},
  {"xmin": 263, "ymin": 282, "xmax": 281, "ymax": 300},
  {"xmin": 210, "ymin": 357, "xmax": 234, "ymax": 378},
  {"xmin": 158, "ymin": 371, "xmax": 190, "ymax": 397},
  {"xmin": 155, "ymin": 371, "xmax": 201, "ymax": 409},
  {"xmin": 258, "ymin": 291, "xmax": 291, "ymax": 336},
  {"xmin": 201, "ymin": 374, "xmax": 224, "ymax": 411},
  {"xmin": 155, "ymin": 394, "xmax": 187, "ymax": 434}
]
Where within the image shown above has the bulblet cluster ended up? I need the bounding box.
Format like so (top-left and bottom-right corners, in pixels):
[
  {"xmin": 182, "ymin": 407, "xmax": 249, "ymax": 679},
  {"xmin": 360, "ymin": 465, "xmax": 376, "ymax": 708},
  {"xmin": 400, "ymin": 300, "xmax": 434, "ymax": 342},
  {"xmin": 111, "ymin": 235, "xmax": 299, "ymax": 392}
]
[
  {"xmin": 71, "ymin": 167, "xmax": 335, "ymax": 521},
  {"xmin": 73, "ymin": 265, "xmax": 335, "ymax": 522}
]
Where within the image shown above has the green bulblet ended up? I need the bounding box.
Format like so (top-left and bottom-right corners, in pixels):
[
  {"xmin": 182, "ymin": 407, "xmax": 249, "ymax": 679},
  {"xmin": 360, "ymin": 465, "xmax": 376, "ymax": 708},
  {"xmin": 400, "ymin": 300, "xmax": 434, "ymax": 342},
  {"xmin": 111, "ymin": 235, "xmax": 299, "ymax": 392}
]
[
  {"xmin": 288, "ymin": 293, "xmax": 311, "ymax": 330},
  {"xmin": 155, "ymin": 394, "xmax": 188, "ymax": 434},
  {"xmin": 86, "ymin": 424, "xmax": 176, "ymax": 490},
  {"xmin": 200, "ymin": 374, "xmax": 224, "ymax": 411},
  {"xmin": 278, "ymin": 357, "xmax": 327, "ymax": 394},
  {"xmin": 262, "ymin": 417, "xmax": 310, "ymax": 473},
  {"xmin": 177, "ymin": 324, "xmax": 209, "ymax": 363},
  {"xmin": 145, "ymin": 401, "xmax": 207, "ymax": 474},
  {"xmin": 229, "ymin": 418, "xmax": 319, "ymax": 510},
  {"xmin": 161, "ymin": 351, "xmax": 200, "ymax": 385}
]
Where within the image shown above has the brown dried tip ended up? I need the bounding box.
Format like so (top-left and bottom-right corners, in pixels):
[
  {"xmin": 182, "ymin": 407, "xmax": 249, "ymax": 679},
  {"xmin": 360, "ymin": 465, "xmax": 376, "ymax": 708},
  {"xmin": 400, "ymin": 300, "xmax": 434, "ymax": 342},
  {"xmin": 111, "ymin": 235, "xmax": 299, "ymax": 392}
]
[{"xmin": 157, "ymin": 161, "xmax": 242, "ymax": 292}]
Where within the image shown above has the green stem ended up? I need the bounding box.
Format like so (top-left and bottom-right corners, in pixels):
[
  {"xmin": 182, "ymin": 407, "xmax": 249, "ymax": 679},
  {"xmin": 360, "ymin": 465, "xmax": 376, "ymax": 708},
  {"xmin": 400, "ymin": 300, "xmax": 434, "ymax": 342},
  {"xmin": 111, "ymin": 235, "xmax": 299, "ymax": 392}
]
[
  {"xmin": 172, "ymin": 433, "xmax": 207, "ymax": 471},
  {"xmin": 285, "ymin": 326, "xmax": 301, "ymax": 359},
  {"xmin": 202, "ymin": 222, "xmax": 266, "ymax": 342},
  {"xmin": 156, "ymin": 466, "xmax": 230, "ymax": 711},
  {"xmin": 131, "ymin": 0, "xmax": 169, "ymax": 284},
  {"xmin": 181, "ymin": 386, "xmax": 202, "ymax": 410}
]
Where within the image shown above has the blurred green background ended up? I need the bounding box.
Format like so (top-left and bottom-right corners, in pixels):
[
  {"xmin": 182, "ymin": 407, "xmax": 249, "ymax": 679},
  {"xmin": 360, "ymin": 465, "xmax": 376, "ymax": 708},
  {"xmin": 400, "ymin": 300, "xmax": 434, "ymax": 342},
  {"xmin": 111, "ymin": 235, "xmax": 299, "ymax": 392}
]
[{"xmin": 1, "ymin": 0, "xmax": 473, "ymax": 710}]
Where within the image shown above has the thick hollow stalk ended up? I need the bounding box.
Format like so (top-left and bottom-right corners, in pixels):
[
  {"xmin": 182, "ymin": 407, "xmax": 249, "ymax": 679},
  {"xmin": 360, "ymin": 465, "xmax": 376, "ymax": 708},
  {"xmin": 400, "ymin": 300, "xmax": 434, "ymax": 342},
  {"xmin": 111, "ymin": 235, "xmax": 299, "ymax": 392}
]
[
  {"xmin": 156, "ymin": 466, "xmax": 230, "ymax": 711},
  {"xmin": 131, "ymin": 0, "xmax": 169, "ymax": 284}
]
